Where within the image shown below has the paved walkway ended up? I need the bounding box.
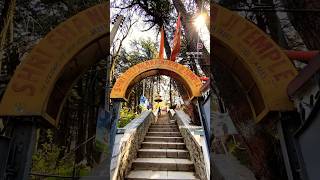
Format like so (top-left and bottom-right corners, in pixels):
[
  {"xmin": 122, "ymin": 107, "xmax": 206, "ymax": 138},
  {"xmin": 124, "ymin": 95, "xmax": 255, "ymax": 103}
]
[
  {"xmin": 212, "ymin": 153, "xmax": 256, "ymax": 180},
  {"xmin": 126, "ymin": 113, "xmax": 199, "ymax": 179}
]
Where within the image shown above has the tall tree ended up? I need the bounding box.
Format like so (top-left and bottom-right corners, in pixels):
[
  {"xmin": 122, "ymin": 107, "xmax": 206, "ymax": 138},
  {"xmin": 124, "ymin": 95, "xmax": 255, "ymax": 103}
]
[
  {"xmin": 172, "ymin": 0, "xmax": 210, "ymax": 76},
  {"xmin": 280, "ymin": 0, "xmax": 320, "ymax": 49},
  {"xmin": 0, "ymin": 0, "xmax": 15, "ymax": 75},
  {"xmin": 219, "ymin": 0, "xmax": 288, "ymax": 47},
  {"xmin": 255, "ymin": 0, "xmax": 288, "ymax": 48},
  {"xmin": 112, "ymin": 0, "xmax": 174, "ymax": 58}
]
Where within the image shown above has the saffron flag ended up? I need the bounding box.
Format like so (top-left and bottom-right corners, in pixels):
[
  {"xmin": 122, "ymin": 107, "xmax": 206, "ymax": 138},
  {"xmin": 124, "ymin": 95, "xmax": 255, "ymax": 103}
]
[
  {"xmin": 158, "ymin": 27, "xmax": 165, "ymax": 59},
  {"xmin": 170, "ymin": 14, "xmax": 181, "ymax": 61}
]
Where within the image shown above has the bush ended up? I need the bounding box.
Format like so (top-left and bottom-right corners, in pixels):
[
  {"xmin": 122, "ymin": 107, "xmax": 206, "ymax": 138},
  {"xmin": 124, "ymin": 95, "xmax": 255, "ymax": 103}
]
[
  {"xmin": 32, "ymin": 130, "xmax": 89, "ymax": 179},
  {"xmin": 117, "ymin": 108, "xmax": 137, "ymax": 128}
]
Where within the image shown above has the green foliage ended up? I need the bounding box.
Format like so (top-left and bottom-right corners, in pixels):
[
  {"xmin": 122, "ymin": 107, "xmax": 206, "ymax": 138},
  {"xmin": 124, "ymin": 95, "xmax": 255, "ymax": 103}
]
[
  {"xmin": 117, "ymin": 108, "xmax": 137, "ymax": 128},
  {"xmin": 32, "ymin": 130, "xmax": 89, "ymax": 178},
  {"xmin": 115, "ymin": 38, "xmax": 158, "ymax": 74}
]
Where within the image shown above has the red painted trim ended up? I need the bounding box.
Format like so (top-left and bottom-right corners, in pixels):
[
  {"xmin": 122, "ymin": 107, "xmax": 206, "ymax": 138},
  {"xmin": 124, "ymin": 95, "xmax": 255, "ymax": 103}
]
[
  {"xmin": 200, "ymin": 76, "xmax": 209, "ymax": 81},
  {"xmin": 284, "ymin": 50, "xmax": 319, "ymax": 61}
]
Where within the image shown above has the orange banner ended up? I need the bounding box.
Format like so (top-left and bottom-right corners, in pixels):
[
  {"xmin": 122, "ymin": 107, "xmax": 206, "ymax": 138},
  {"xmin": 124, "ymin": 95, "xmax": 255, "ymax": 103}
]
[{"xmin": 170, "ymin": 15, "xmax": 181, "ymax": 61}]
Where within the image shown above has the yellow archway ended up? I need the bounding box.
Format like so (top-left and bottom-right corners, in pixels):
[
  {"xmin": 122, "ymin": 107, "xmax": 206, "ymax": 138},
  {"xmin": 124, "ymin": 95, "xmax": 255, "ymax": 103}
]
[
  {"xmin": 0, "ymin": 4, "xmax": 109, "ymax": 126},
  {"xmin": 110, "ymin": 59, "xmax": 203, "ymax": 101},
  {"xmin": 212, "ymin": 4, "xmax": 298, "ymax": 121}
]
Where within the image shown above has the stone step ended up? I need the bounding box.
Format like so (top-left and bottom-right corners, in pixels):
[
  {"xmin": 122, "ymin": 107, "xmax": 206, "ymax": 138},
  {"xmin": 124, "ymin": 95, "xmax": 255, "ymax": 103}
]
[
  {"xmin": 153, "ymin": 122, "xmax": 173, "ymax": 125},
  {"xmin": 152, "ymin": 121, "xmax": 177, "ymax": 126},
  {"xmin": 150, "ymin": 124, "xmax": 177, "ymax": 126},
  {"xmin": 148, "ymin": 128, "xmax": 179, "ymax": 132},
  {"xmin": 138, "ymin": 149, "xmax": 189, "ymax": 158},
  {"xmin": 144, "ymin": 136, "xmax": 184, "ymax": 143},
  {"xmin": 131, "ymin": 158, "xmax": 194, "ymax": 171},
  {"xmin": 150, "ymin": 125, "xmax": 178, "ymax": 128},
  {"xmin": 141, "ymin": 142, "xmax": 186, "ymax": 149},
  {"xmin": 146, "ymin": 132, "xmax": 181, "ymax": 137},
  {"xmin": 125, "ymin": 170, "xmax": 199, "ymax": 180}
]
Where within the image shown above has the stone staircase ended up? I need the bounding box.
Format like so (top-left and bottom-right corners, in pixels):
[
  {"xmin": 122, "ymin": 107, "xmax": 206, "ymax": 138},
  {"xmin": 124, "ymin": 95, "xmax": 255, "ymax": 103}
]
[{"xmin": 125, "ymin": 113, "xmax": 199, "ymax": 179}]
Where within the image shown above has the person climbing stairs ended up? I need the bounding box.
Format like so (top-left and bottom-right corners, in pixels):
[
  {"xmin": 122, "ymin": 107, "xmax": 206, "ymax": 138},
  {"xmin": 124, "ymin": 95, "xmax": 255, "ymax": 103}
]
[{"xmin": 125, "ymin": 113, "xmax": 199, "ymax": 179}]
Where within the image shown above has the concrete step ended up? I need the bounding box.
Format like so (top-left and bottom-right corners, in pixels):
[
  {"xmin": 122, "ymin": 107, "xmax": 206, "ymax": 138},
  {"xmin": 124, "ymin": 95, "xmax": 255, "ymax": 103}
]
[
  {"xmin": 138, "ymin": 149, "xmax": 189, "ymax": 158},
  {"xmin": 150, "ymin": 125, "xmax": 178, "ymax": 128},
  {"xmin": 153, "ymin": 122, "xmax": 174, "ymax": 124},
  {"xmin": 125, "ymin": 170, "xmax": 199, "ymax": 180},
  {"xmin": 132, "ymin": 158, "xmax": 194, "ymax": 171},
  {"xmin": 144, "ymin": 136, "xmax": 184, "ymax": 143},
  {"xmin": 141, "ymin": 142, "xmax": 186, "ymax": 149},
  {"xmin": 152, "ymin": 123, "xmax": 177, "ymax": 126},
  {"xmin": 148, "ymin": 128, "xmax": 179, "ymax": 132},
  {"xmin": 146, "ymin": 132, "xmax": 181, "ymax": 137}
]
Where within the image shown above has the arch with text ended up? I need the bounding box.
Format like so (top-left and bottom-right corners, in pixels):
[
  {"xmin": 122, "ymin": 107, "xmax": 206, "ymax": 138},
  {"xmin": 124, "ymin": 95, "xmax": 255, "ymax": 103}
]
[
  {"xmin": 0, "ymin": 4, "xmax": 109, "ymax": 126},
  {"xmin": 110, "ymin": 59, "xmax": 203, "ymax": 101},
  {"xmin": 212, "ymin": 3, "xmax": 298, "ymax": 122}
]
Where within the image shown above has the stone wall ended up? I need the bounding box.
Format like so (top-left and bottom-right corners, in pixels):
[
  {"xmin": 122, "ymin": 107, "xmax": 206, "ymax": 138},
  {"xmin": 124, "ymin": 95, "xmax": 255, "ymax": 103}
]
[
  {"xmin": 112, "ymin": 111, "xmax": 155, "ymax": 180},
  {"xmin": 174, "ymin": 111, "xmax": 208, "ymax": 180}
]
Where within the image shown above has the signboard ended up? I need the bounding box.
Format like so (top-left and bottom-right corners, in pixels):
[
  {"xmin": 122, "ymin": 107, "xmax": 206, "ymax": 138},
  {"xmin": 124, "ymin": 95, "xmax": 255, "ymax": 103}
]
[
  {"xmin": 139, "ymin": 96, "xmax": 150, "ymax": 110},
  {"xmin": 212, "ymin": 4, "xmax": 298, "ymax": 121},
  {"xmin": 0, "ymin": 4, "xmax": 109, "ymax": 126},
  {"xmin": 110, "ymin": 59, "xmax": 203, "ymax": 101}
]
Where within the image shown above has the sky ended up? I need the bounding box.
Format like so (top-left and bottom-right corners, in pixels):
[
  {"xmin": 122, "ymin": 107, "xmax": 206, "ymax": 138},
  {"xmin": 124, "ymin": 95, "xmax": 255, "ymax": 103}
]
[
  {"xmin": 194, "ymin": 14, "xmax": 210, "ymax": 53},
  {"xmin": 122, "ymin": 21, "xmax": 157, "ymax": 50},
  {"xmin": 110, "ymin": 7, "xmax": 158, "ymax": 54}
]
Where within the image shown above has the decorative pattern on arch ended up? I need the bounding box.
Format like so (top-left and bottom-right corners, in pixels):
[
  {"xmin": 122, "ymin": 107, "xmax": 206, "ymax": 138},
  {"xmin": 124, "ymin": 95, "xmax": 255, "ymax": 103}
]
[
  {"xmin": 212, "ymin": 4, "xmax": 298, "ymax": 121},
  {"xmin": 0, "ymin": 4, "xmax": 109, "ymax": 126},
  {"xmin": 110, "ymin": 59, "xmax": 203, "ymax": 101}
]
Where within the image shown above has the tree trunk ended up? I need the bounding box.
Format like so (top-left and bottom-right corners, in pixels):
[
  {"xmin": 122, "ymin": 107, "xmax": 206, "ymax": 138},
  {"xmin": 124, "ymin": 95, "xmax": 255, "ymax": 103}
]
[
  {"xmin": 259, "ymin": 0, "xmax": 288, "ymax": 48},
  {"xmin": 0, "ymin": 0, "xmax": 11, "ymax": 31},
  {"xmin": 164, "ymin": 30, "xmax": 172, "ymax": 58},
  {"xmin": 281, "ymin": 0, "xmax": 320, "ymax": 49},
  {"xmin": 150, "ymin": 78, "xmax": 154, "ymax": 104},
  {"xmin": 55, "ymin": 100, "xmax": 70, "ymax": 167},
  {"xmin": 76, "ymin": 78, "xmax": 86, "ymax": 163},
  {"xmin": 169, "ymin": 78, "xmax": 172, "ymax": 107},
  {"xmin": 0, "ymin": 0, "xmax": 16, "ymax": 74}
]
